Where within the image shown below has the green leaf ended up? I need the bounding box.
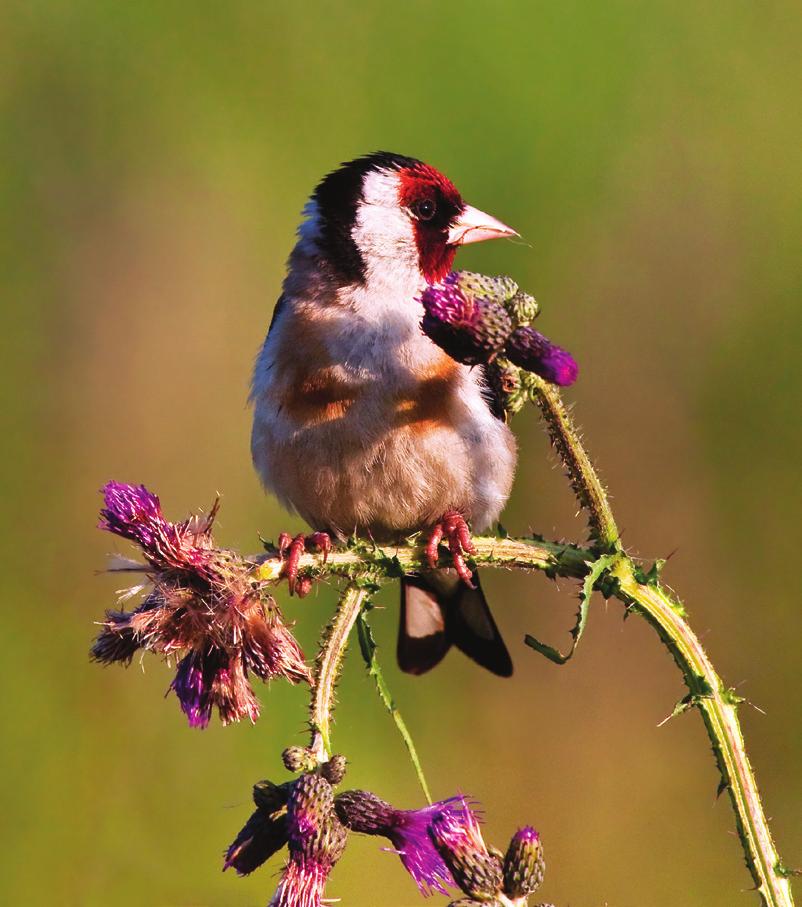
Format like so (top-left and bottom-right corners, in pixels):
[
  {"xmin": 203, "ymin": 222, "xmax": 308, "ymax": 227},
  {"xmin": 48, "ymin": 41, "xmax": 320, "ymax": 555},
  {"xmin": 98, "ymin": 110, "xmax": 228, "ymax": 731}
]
[
  {"xmin": 524, "ymin": 553, "xmax": 618, "ymax": 664},
  {"xmin": 356, "ymin": 605, "xmax": 432, "ymax": 803},
  {"xmin": 633, "ymin": 558, "xmax": 666, "ymax": 586}
]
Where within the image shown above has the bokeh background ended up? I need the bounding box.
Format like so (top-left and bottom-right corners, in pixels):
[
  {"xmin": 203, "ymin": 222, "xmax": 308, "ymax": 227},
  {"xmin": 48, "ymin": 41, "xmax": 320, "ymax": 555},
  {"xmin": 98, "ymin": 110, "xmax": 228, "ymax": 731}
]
[{"xmin": 2, "ymin": 2, "xmax": 801, "ymax": 905}]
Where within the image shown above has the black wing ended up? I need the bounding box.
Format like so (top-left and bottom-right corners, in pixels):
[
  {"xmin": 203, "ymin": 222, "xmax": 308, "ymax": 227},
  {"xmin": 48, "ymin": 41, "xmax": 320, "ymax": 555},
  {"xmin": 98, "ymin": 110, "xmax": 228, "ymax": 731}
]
[{"xmin": 478, "ymin": 363, "xmax": 509, "ymax": 422}]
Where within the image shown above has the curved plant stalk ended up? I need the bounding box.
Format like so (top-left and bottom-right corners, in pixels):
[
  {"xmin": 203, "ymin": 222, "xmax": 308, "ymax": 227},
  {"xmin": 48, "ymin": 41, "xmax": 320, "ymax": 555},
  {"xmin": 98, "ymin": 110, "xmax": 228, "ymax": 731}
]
[
  {"xmin": 307, "ymin": 582, "xmax": 433, "ymax": 798},
  {"xmin": 526, "ymin": 374, "xmax": 794, "ymax": 907},
  {"xmin": 254, "ymin": 379, "xmax": 796, "ymax": 907},
  {"xmin": 529, "ymin": 376, "xmax": 621, "ymax": 551},
  {"xmin": 309, "ymin": 583, "xmax": 368, "ymax": 762},
  {"xmin": 611, "ymin": 560, "xmax": 795, "ymax": 907}
]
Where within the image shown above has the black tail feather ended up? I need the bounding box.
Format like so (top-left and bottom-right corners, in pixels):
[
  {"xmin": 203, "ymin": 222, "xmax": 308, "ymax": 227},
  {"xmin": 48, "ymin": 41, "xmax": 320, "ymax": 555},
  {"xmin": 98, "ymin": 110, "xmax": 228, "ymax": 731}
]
[
  {"xmin": 398, "ymin": 570, "xmax": 512, "ymax": 677},
  {"xmin": 397, "ymin": 574, "xmax": 451, "ymax": 675}
]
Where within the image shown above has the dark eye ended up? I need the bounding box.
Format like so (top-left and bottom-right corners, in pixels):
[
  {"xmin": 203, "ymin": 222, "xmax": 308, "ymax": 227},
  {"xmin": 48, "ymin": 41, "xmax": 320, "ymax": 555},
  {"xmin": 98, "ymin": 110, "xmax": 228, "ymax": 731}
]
[{"xmin": 412, "ymin": 198, "xmax": 436, "ymax": 221}]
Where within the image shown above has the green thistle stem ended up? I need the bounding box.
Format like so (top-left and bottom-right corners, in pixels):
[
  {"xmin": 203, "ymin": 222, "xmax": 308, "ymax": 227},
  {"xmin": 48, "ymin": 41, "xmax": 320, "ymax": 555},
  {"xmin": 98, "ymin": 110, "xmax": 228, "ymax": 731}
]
[
  {"xmin": 529, "ymin": 375, "xmax": 620, "ymax": 551},
  {"xmin": 611, "ymin": 561, "xmax": 794, "ymax": 907},
  {"xmin": 309, "ymin": 583, "xmax": 368, "ymax": 762}
]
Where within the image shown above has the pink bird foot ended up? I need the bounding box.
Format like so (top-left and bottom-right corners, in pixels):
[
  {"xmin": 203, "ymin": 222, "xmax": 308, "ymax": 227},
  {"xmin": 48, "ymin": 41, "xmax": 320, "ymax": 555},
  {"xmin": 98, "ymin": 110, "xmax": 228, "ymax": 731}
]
[
  {"xmin": 278, "ymin": 531, "xmax": 332, "ymax": 597},
  {"xmin": 425, "ymin": 511, "xmax": 476, "ymax": 587}
]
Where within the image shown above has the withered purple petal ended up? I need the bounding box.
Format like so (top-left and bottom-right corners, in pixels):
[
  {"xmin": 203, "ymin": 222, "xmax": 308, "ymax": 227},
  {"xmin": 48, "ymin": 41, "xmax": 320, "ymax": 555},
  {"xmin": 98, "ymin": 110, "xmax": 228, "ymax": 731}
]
[
  {"xmin": 99, "ymin": 482, "xmax": 175, "ymax": 550},
  {"xmin": 90, "ymin": 611, "xmax": 141, "ymax": 664},
  {"xmin": 170, "ymin": 649, "xmax": 217, "ymax": 729},
  {"xmin": 224, "ymin": 809, "xmax": 289, "ymax": 876}
]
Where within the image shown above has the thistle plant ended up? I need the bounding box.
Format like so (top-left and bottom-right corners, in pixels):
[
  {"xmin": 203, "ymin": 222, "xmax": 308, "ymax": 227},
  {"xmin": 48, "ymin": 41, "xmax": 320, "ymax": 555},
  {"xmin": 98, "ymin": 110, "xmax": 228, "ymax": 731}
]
[{"xmin": 91, "ymin": 272, "xmax": 796, "ymax": 907}]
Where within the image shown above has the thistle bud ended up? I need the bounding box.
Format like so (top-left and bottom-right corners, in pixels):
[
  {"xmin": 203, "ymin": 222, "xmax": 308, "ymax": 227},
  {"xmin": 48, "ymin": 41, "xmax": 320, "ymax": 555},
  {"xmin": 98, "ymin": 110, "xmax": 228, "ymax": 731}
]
[
  {"xmin": 429, "ymin": 801, "xmax": 503, "ymax": 901},
  {"xmin": 505, "ymin": 326, "xmax": 578, "ymax": 387},
  {"xmin": 321, "ymin": 754, "xmax": 347, "ymax": 786},
  {"xmin": 334, "ymin": 789, "xmax": 395, "ymax": 833},
  {"xmin": 506, "ymin": 289, "xmax": 540, "ymax": 325},
  {"xmin": 286, "ymin": 774, "xmax": 337, "ymax": 854},
  {"xmin": 502, "ymin": 826, "xmax": 545, "ymax": 898},
  {"xmin": 484, "ymin": 361, "xmax": 524, "ymax": 419},
  {"xmin": 454, "ymin": 271, "xmax": 519, "ymax": 303},
  {"xmin": 282, "ymin": 746, "xmax": 317, "ymax": 773}
]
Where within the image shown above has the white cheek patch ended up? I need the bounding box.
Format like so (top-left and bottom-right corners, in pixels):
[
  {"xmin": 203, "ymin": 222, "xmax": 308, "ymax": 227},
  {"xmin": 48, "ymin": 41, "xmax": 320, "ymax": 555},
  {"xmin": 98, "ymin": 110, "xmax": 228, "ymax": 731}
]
[{"xmin": 351, "ymin": 169, "xmax": 418, "ymax": 274}]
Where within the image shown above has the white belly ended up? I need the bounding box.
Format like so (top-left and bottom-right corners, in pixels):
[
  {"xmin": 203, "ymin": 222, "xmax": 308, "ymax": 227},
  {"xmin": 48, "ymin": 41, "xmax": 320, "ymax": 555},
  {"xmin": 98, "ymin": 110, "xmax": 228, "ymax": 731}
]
[{"xmin": 250, "ymin": 303, "xmax": 517, "ymax": 539}]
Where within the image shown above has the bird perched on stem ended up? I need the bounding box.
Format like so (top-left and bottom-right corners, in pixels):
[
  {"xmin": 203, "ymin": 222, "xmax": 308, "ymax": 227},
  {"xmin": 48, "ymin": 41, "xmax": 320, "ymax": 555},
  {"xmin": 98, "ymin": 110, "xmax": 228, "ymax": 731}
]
[{"xmin": 250, "ymin": 152, "xmax": 518, "ymax": 677}]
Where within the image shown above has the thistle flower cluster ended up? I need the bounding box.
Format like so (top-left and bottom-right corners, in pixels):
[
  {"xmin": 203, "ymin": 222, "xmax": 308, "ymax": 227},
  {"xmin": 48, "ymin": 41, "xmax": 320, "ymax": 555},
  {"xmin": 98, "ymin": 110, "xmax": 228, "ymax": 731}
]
[
  {"xmin": 223, "ymin": 768, "xmax": 544, "ymax": 907},
  {"xmin": 225, "ymin": 761, "xmax": 549, "ymax": 907},
  {"xmin": 224, "ymin": 764, "xmax": 344, "ymax": 907},
  {"xmin": 420, "ymin": 271, "xmax": 578, "ymax": 388},
  {"xmin": 91, "ymin": 482, "xmax": 310, "ymax": 727}
]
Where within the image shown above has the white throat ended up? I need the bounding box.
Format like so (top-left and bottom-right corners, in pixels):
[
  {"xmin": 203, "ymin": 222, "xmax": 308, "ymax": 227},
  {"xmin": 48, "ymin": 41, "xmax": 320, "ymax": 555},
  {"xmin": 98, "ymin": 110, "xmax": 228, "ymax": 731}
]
[{"xmin": 350, "ymin": 169, "xmax": 424, "ymax": 310}]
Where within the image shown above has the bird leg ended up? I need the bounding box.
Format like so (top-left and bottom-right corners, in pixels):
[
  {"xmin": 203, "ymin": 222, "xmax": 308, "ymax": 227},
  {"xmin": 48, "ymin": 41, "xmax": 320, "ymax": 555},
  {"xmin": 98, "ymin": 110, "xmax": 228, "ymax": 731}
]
[
  {"xmin": 277, "ymin": 531, "xmax": 332, "ymax": 597},
  {"xmin": 424, "ymin": 510, "xmax": 476, "ymax": 587}
]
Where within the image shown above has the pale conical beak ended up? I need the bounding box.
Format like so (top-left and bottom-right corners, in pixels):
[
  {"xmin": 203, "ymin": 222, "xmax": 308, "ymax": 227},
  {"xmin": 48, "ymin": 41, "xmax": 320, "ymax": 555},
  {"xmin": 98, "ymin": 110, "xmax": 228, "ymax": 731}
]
[{"xmin": 447, "ymin": 204, "xmax": 519, "ymax": 246}]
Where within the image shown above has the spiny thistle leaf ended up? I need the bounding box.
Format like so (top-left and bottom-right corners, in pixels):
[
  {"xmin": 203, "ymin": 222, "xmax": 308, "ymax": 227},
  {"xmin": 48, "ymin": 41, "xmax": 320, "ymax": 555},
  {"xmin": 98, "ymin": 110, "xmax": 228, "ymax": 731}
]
[
  {"xmin": 633, "ymin": 558, "xmax": 666, "ymax": 586},
  {"xmin": 524, "ymin": 553, "xmax": 618, "ymax": 664}
]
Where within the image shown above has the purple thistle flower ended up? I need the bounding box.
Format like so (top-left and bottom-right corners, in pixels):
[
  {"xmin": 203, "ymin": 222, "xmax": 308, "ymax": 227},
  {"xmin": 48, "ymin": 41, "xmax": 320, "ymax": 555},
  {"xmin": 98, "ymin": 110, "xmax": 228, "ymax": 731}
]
[
  {"xmin": 100, "ymin": 482, "xmax": 165, "ymax": 541},
  {"xmin": 502, "ymin": 826, "xmax": 545, "ymax": 899},
  {"xmin": 169, "ymin": 645, "xmax": 268, "ymax": 728},
  {"xmin": 505, "ymin": 326, "xmax": 578, "ymax": 387},
  {"xmin": 420, "ymin": 273, "xmax": 514, "ymax": 366},
  {"xmin": 429, "ymin": 800, "xmax": 503, "ymax": 901},
  {"xmin": 335, "ymin": 789, "xmax": 464, "ymax": 896},
  {"xmin": 270, "ymin": 774, "xmax": 348, "ymax": 907},
  {"xmin": 93, "ymin": 482, "xmax": 311, "ymax": 728}
]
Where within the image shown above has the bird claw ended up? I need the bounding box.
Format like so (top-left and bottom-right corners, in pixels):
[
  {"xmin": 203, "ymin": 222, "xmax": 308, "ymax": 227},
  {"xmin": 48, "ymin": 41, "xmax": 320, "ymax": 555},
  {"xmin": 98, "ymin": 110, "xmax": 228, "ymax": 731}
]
[
  {"xmin": 425, "ymin": 511, "xmax": 476, "ymax": 587},
  {"xmin": 277, "ymin": 531, "xmax": 332, "ymax": 596}
]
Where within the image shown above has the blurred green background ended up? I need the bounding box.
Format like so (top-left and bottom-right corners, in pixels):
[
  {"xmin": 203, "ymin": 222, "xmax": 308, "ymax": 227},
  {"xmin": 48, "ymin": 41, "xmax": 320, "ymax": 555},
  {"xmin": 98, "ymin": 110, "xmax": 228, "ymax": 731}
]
[{"xmin": 2, "ymin": 2, "xmax": 801, "ymax": 905}]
